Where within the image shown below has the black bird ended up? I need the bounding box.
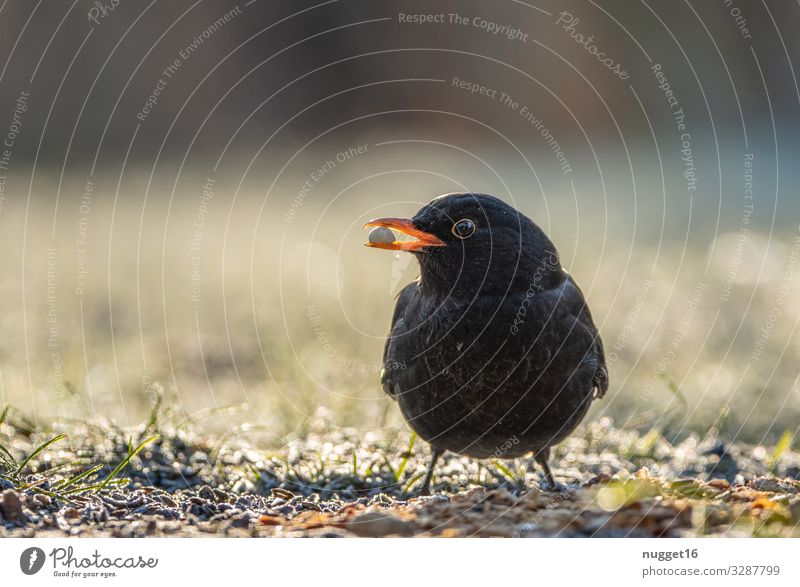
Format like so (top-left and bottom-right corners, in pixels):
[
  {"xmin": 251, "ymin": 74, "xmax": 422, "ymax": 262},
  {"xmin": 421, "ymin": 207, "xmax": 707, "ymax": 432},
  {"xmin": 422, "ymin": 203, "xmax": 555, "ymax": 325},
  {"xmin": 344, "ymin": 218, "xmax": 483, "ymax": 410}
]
[{"xmin": 365, "ymin": 193, "xmax": 607, "ymax": 494}]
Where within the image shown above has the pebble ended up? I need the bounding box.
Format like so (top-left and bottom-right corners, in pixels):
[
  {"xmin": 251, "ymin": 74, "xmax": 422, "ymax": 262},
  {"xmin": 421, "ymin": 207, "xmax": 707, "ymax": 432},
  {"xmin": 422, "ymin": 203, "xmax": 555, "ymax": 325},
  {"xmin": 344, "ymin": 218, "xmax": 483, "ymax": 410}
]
[
  {"xmin": 31, "ymin": 494, "xmax": 52, "ymax": 509},
  {"xmin": 0, "ymin": 490, "xmax": 24, "ymax": 522},
  {"xmin": 198, "ymin": 486, "xmax": 216, "ymax": 502},
  {"xmin": 271, "ymin": 488, "xmax": 295, "ymax": 500},
  {"xmin": 157, "ymin": 494, "xmax": 178, "ymax": 508}
]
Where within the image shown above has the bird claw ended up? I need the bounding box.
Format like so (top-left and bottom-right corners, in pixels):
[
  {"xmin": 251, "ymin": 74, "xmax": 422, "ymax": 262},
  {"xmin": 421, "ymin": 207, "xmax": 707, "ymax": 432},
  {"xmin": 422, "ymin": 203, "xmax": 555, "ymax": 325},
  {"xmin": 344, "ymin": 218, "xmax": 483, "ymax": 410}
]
[
  {"xmin": 539, "ymin": 478, "xmax": 570, "ymax": 493},
  {"xmin": 415, "ymin": 485, "xmax": 431, "ymax": 497}
]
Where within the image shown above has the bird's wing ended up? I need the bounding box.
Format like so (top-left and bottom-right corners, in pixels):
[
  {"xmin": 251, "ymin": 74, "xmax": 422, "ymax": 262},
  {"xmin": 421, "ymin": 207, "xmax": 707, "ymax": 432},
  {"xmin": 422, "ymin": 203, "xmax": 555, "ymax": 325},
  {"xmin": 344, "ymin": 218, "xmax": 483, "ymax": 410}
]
[
  {"xmin": 560, "ymin": 273, "xmax": 608, "ymax": 398},
  {"xmin": 380, "ymin": 282, "xmax": 419, "ymax": 398}
]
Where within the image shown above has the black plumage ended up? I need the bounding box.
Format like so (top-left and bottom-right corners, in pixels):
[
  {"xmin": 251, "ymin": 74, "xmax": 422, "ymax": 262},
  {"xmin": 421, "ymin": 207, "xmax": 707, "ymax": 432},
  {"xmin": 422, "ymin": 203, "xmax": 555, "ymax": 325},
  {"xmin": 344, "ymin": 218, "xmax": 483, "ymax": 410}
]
[{"xmin": 365, "ymin": 193, "xmax": 608, "ymax": 493}]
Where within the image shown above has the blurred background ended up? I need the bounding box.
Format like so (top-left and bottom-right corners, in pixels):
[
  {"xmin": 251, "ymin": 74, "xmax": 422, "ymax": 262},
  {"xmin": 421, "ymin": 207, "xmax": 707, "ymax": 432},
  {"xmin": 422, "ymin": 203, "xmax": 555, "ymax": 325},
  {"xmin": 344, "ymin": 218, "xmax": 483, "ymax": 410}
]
[{"xmin": 0, "ymin": 0, "xmax": 798, "ymax": 446}]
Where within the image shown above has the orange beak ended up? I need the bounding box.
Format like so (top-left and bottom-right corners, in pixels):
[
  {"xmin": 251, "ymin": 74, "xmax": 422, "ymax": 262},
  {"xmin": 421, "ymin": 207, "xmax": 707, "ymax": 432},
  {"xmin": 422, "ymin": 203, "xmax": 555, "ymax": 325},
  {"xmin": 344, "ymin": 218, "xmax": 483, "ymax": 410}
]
[{"xmin": 364, "ymin": 217, "xmax": 445, "ymax": 251}]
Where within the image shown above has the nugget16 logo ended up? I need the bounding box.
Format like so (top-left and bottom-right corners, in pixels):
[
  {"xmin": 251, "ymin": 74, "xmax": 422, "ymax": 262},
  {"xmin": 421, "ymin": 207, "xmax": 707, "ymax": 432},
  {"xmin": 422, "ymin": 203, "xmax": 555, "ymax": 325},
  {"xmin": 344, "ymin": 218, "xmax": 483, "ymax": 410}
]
[{"xmin": 20, "ymin": 547, "xmax": 46, "ymax": 575}]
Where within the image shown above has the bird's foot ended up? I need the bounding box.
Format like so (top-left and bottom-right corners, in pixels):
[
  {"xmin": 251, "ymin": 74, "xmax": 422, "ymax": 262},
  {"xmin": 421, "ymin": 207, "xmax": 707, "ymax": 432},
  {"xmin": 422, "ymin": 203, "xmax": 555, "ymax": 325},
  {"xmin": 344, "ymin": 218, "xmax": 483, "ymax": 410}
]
[
  {"xmin": 538, "ymin": 477, "xmax": 570, "ymax": 493},
  {"xmin": 532, "ymin": 450, "xmax": 570, "ymax": 494},
  {"xmin": 411, "ymin": 447, "xmax": 443, "ymax": 498}
]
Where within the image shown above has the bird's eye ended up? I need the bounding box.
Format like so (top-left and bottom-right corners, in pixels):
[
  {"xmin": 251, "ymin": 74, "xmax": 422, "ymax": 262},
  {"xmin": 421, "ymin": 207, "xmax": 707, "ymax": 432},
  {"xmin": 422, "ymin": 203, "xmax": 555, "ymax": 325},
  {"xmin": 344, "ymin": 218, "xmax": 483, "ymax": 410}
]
[{"xmin": 451, "ymin": 219, "xmax": 476, "ymax": 239}]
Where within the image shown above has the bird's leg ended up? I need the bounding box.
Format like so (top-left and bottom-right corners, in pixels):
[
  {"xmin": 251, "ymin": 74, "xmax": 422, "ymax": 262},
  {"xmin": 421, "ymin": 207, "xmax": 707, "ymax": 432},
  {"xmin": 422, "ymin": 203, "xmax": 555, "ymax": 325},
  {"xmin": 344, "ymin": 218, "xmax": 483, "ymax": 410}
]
[
  {"xmin": 417, "ymin": 446, "xmax": 443, "ymax": 496},
  {"xmin": 534, "ymin": 448, "xmax": 556, "ymax": 490}
]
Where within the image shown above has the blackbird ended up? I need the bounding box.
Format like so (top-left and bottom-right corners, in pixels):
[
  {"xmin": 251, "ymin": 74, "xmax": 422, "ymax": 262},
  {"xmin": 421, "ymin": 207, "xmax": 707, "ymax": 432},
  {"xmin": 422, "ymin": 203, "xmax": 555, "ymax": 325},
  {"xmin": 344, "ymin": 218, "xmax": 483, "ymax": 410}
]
[{"xmin": 365, "ymin": 193, "xmax": 607, "ymax": 494}]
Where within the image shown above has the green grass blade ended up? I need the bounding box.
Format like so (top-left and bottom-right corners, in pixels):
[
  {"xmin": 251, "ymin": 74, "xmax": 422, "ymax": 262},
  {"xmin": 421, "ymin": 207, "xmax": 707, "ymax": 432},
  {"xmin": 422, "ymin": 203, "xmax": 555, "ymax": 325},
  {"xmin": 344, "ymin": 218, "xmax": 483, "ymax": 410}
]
[
  {"xmin": 768, "ymin": 430, "xmax": 793, "ymax": 472},
  {"xmin": 64, "ymin": 483, "xmax": 104, "ymax": 495},
  {"xmin": 247, "ymin": 463, "xmax": 263, "ymax": 483},
  {"xmin": 382, "ymin": 454, "xmax": 397, "ymax": 481},
  {"xmin": 394, "ymin": 432, "xmax": 417, "ymax": 481},
  {"xmin": 95, "ymin": 435, "xmax": 158, "ymax": 491},
  {"xmin": 15, "ymin": 433, "xmax": 66, "ymax": 477},
  {"xmin": 63, "ymin": 479, "xmax": 126, "ymax": 495},
  {"xmin": 31, "ymin": 485, "xmax": 75, "ymax": 504},
  {"xmin": 55, "ymin": 464, "xmax": 104, "ymax": 490},
  {"xmin": 142, "ymin": 393, "xmax": 163, "ymax": 435},
  {"xmin": 39, "ymin": 460, "xmax": 84, "ymax": 477},
  {"xmin": 403, "ymin": 473, "xmax": 424, "ymax": 493},
  {"xmin": 15, "ymin": 477, "xmax": 47, "ymax": 491},
  {"xmin": 492, "ymin": 460, "xmax": 516, "ymax": 481},
  {"xmin": 0, "ymin": 443, "xmax": 16, "ymax": 468}
]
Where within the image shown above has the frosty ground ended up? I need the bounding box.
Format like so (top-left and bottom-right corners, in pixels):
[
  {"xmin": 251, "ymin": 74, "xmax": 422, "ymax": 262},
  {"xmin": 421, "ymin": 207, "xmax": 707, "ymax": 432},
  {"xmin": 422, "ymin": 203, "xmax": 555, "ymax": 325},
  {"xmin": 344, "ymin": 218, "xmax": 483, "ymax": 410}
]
[{"xmin": 1, "ymin": 407, "xmax": 798, "ymax": 538}]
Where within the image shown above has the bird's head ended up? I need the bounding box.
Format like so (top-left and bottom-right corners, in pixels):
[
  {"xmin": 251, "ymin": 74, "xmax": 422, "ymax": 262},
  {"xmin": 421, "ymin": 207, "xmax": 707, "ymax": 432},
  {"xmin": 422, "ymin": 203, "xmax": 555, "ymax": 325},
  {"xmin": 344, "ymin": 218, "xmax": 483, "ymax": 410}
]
[{"xmin": 365, "ymin": 193, "xmax": 563, "ymax": 299}]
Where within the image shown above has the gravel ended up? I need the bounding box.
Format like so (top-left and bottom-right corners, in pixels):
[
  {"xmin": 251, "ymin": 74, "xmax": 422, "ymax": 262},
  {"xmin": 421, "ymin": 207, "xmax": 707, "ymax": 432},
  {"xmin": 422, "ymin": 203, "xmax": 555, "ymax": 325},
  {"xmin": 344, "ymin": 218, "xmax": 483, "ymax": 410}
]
[{"xmin": 1, "ymin": 417, "xmax": 799, "ymax": 537}]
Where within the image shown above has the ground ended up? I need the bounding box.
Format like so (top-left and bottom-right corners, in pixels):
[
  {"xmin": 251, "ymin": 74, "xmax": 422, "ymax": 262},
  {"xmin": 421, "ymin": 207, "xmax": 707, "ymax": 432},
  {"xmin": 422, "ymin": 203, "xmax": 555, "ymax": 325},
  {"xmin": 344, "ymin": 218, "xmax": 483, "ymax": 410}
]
[{"xmin": 0, "ymin": 407, "xmax": 799, "ymax": 537}]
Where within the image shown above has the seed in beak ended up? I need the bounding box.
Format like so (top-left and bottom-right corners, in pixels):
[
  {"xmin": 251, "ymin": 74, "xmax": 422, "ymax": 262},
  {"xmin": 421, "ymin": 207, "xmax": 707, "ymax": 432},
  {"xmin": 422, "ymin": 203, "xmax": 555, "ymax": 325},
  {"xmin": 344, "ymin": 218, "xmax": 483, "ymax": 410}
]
[
  {"xmin": 364, "ymin": 217, "xmax": 445, "ymax": 251},
  {"xmin": 368, "ymin": 226, "xmax": 396, "ymax": 245}
]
